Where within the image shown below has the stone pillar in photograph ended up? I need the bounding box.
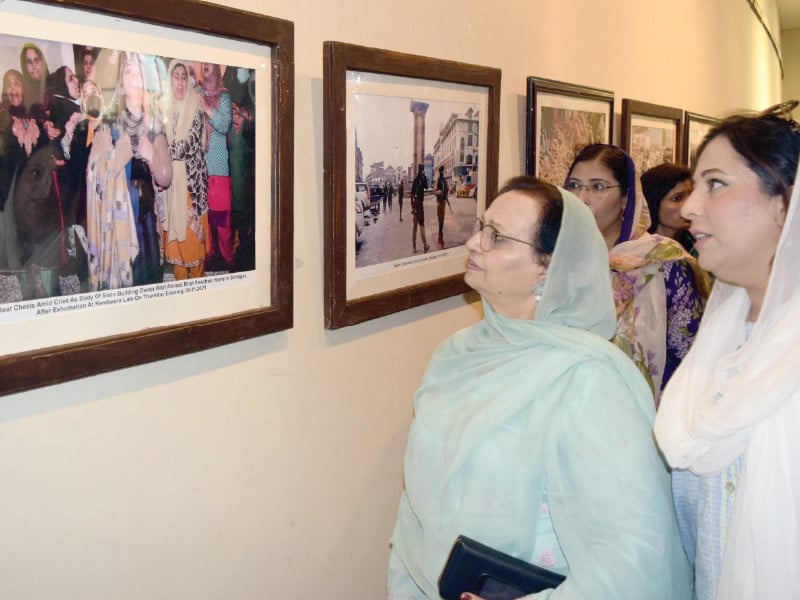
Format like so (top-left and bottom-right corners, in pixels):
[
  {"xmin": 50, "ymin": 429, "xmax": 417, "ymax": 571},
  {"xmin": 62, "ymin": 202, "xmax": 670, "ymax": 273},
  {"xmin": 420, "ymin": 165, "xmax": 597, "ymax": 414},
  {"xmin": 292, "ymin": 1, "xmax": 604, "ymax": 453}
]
[{"xmin": 410, "ymin": 100, "xmax": 429, "ymax": 171}]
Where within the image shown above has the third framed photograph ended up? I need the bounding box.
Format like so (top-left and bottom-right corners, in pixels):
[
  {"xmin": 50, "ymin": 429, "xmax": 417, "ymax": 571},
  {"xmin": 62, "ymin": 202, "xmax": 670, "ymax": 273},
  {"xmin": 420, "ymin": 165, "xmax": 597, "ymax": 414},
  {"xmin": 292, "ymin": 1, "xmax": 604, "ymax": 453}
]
[
  {"xmin": 621, "ymin": 99, "xmax": 684, "ymax": 174},
  {"xmin": 683, "ymin": 111, "xmax": 718, "ymax": 168},
  {"xmin": 323, "ymin": 41, "xmax": 501, "ymax": 329},
  {"xmin": 525, "ymin": 77, "xmax": 614, "ymax": 185}
]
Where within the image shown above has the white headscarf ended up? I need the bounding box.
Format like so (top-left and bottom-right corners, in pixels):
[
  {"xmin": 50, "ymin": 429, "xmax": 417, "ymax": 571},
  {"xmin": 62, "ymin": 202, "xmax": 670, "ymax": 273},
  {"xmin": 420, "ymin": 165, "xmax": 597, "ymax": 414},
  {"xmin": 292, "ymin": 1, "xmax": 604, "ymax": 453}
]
[
  {"xmin": 164, "ymin": 59, "xmax": 199, "ymax": 243},
  {"xmin": 655, "ymin": 154, "xmax": 800, "ymax": 598}
]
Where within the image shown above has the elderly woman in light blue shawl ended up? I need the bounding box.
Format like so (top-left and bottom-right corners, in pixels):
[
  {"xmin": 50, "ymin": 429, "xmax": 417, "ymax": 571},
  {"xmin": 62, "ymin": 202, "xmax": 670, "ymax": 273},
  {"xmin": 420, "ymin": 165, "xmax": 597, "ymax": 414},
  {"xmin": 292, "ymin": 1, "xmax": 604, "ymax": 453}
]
[{"xmin": 388, "ymin": 177, "xmax": 691, "ymax": 599}]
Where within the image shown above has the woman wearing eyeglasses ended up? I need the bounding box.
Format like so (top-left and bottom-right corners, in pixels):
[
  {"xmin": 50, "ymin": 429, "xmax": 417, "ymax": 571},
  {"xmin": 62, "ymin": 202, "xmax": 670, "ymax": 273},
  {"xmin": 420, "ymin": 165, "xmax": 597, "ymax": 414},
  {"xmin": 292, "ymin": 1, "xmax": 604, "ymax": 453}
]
[
  {"xmin": 565, "ymin": 145, "xmax": 707, "ymax": 405},
  {"xmin": 388, "ymin": 176, "xmax": 691, "ymax": 599}
]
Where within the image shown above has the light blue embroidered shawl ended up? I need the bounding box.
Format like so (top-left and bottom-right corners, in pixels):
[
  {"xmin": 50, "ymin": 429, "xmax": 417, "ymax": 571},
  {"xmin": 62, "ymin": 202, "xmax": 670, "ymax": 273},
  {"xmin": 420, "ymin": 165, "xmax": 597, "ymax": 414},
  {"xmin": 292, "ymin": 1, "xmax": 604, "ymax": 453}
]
[{"xmin": 391, "ymin": 189, "xmax": 691, "ymax": 599}]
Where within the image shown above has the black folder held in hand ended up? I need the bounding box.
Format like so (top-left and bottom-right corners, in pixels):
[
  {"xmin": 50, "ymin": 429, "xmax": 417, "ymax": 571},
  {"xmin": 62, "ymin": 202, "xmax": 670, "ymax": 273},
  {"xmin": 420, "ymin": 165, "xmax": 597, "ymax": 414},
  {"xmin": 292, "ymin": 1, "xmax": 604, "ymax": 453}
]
[{"xmin": 438, "ymin": 535, "xmax": 566, "ymax": 600}]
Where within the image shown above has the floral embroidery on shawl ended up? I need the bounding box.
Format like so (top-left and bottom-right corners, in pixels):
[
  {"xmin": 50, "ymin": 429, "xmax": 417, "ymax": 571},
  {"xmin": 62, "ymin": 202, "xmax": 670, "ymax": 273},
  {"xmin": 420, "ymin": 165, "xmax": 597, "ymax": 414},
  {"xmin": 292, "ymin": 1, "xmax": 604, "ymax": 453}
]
[
  {"xmin": 610, "ymin": 233, "xmax": 699, "ymax": 402},
  {"xmin": 663, "ymin": 261, "xmax": 705, "ymax": 386},
  {"xmin": 605, "ymin": 153, "xmax": 707, "ymax": 404}
]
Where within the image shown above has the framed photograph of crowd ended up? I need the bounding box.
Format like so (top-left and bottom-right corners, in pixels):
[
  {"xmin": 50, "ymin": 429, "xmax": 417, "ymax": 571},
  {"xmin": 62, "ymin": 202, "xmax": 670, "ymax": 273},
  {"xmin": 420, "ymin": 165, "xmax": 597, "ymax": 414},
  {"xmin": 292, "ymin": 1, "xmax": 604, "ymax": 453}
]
[
  {"xmin": 683, "ymin": 111, "xmax": 717, "ymax": 168},
  {"xmin": 621, "ymin": 99, "xmax": 684, "ymax": 175},
  {"xmin": 323, "ymin": 41, "xmax": 500, "ymax": 329},
  {"xmin": 0, "ymin": 0, "xmax": 294, "ymax": 395},
  {"xmin": 525, "ymin": 77, "xmax": 614, "ymax": 186}
]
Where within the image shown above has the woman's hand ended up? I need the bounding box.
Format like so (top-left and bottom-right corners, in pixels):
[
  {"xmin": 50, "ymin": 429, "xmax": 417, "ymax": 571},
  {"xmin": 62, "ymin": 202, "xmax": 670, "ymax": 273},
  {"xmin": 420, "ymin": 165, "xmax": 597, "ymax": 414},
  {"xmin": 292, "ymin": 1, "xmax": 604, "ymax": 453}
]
[
  {"xmin": 64, "ymin": 112, "xmax": 81, "ymax": 138},
  {"xmin": 90, "ymin": 126, "xmax": 111, "ymax": 158},
  {"xmin": 113, "ymin": 132, "xmax": 133, "ymax": 174},
  {"xmin": 44, "ymin": 120, "xmax": 61, "ymax": 141},
  {"xmin": 137, "ymin": 134, "xmax": 154, "ymax": 163},
  {"xmin": 459, "ymin": 594, "xmax": 487, "ymax": 600},
  {"xmin": 148, "ymin": 134, "xmax": 173, "ymax": 188}
]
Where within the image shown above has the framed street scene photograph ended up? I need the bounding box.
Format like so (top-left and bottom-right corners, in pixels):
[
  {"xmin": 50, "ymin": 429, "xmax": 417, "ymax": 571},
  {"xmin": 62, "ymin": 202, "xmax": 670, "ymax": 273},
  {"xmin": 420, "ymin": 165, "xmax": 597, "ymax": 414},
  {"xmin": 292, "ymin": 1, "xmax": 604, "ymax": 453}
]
[
  {"xmin": 683, "ymin": 111, "xmax": 717, "ymax": 168},
  {"xmin": 0, "ymin": 0, "xmax": 294, "ymax": 395},
  {"xmin": 323, "ymin": 41, "xmax": 500, "ymax": 329},
  {"xmin": 525, "ymin": 77, "xmax": 614, "ymax": 185},
  {"xmin": 621, "ymin": 99, "xmax": 684, "ymax": 174}
]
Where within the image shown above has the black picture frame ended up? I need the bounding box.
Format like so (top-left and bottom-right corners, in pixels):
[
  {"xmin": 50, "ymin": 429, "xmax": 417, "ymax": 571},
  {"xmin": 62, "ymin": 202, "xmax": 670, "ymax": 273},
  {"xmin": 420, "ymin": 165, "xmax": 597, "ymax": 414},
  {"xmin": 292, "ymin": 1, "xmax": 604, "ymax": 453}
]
[
  {"xmin": 525, "ymin": 77, "xmax": 614, "ymax": 185},
  {"xmin": 620, "ymin": 99, "xmax": 684, "ymax": 173}
]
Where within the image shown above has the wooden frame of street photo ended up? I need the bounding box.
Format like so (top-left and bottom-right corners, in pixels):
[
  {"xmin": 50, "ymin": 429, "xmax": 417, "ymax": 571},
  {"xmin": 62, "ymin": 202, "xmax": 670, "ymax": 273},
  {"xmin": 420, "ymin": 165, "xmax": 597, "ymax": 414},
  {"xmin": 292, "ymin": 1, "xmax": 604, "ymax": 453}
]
[
  {"xmin": 525, "ymin": 77, "xmax": 614, "ymax": 185},
  {"xmin": 323, "ymin": 41, "xmax": 501, "ymax": 329},
  {"xmin": 621, "ymin": 99, "xmax": 684, "ymax": 174},
  {"xmin": 0, "ymin": 0, "xmax": 294, "ymax": 395}
]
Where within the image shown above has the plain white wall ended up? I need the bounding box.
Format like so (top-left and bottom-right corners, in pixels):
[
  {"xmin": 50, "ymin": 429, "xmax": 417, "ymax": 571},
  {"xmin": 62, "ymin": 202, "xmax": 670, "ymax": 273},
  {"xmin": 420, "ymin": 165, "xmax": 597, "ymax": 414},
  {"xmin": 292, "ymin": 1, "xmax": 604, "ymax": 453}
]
[
  {"xmin": 0, "ymin": 1, "xmax": 783, "ymax": 598},
  {"xmin": 783, "ymin": 28, "xmax": 800, "ymax": 120}
]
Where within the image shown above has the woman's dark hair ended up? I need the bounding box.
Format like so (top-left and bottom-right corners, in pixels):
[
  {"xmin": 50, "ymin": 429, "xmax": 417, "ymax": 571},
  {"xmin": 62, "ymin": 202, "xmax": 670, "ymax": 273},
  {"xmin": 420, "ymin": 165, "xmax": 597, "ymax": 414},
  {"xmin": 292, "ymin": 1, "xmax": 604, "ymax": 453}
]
[
  {"xmin": 566, "ymin": 143, "xmax": 630, "ymax": 195},
  {"xmin": 696, "ymin": 101, "xmax": 800, "ymax": 210},
  {"xmin": 496, "ymin": 176, "xmax": 563, "ymax": 265},
  {"xmin": 641, "ymin": 162, "xmax": 691, "ymax": 233},
  {"xmin": 45, "ymin": 66, "xmax": 70, "ymax": 99}
]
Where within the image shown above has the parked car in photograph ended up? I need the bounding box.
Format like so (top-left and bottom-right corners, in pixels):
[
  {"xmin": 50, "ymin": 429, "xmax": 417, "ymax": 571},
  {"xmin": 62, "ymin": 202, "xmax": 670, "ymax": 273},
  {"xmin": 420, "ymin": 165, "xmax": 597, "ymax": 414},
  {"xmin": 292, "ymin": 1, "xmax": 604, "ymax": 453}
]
[
  {"xmin": 355, "ymin": 198, "xmax": 364, "ymax": 249},
  {"xmin": 355, "ymin": 182, "xmax": 370, "ymax": 211}
]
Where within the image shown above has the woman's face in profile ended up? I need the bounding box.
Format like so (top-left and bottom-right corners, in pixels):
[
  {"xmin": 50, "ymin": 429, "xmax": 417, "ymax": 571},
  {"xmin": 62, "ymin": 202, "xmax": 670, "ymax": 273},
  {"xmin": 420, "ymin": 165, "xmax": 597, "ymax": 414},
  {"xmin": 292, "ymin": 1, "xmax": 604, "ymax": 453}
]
[
  {"xmin": 657, "ymin": 179, "xmax": 692, "ymax": 235},
  {"xmin": 3, "ymin": 72, "xmax": 23, "ymax": 107},
  {"xmin": 64, "ymin": 67, "xmax": 80, "ymax": 100},
  {"xmin": 682, "ymin": 135, "xmax": 786, "ymax": 290},
  {"xmin": 567, "ymin": 158, "xmax": 625, "ymax": 238},
  {"xmin": 171, "ymin": 64, "xmax": 187, "ymax": 102},
  {"xmin": 465, "ymin": 191, "xmax": 547, "ymax": 319},
  {"xmin": 201, "ymin": 62, "xmax": 216, "ymax": 83}
]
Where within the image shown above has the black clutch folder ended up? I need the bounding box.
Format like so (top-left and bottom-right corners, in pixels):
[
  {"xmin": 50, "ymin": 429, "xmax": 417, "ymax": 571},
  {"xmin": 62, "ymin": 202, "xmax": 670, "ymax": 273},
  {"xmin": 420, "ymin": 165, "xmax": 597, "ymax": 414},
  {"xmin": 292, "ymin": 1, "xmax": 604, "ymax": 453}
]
[{"xmin": 438, "ymin": 535, "xmax": 566, "ymax": 600}]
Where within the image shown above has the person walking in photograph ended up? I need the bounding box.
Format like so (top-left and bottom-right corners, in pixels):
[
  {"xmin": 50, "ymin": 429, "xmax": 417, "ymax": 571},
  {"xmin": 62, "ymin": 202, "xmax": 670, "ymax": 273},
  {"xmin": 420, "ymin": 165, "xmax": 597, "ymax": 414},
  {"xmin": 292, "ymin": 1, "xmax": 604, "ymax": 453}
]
[
  {"xmin": 435, "ymin": 165, "xmax": 452, "ymax": 249},
  {"xmin": 410, "ymin": 163, "xmax": 429, "ymax": 253},
  {"xmin": 398, "ymin": 179, "xmax": 404, "ymax": 221}
]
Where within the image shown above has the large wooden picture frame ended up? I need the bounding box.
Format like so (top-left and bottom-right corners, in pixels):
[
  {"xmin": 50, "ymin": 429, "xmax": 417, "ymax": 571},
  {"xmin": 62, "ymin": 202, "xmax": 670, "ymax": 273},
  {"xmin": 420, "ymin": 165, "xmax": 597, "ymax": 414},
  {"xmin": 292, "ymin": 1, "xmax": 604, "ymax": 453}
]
[
  {"xmin": 0, "ymin": 0, "xmax": 294, "ymax": 395},
  {"xmin": 323, "ymin": 41, "xmax": 501, "ymax": 329},
  {"xmin": 621, "ymin": 99, "xmax": 684, "ymax": 174},
  {"xmin": 525, "ymin": 77, "xmax": 614, "ymax": 185}
]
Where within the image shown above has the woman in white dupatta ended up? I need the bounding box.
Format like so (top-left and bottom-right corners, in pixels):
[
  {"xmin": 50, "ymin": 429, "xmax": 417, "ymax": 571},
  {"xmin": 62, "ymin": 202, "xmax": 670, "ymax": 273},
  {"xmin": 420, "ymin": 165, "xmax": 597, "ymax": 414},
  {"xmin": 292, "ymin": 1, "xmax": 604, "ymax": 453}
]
[
  {"xmin": 655, "ymin": 102, "xmax": 800, "ymax": 599},
  {"xmin": 164, "ymin": 59, "xmax": 209, "ymax": 279}
]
